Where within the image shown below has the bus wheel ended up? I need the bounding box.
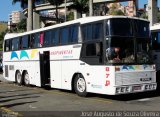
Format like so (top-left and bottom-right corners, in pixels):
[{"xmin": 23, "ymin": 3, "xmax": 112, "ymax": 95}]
[
  {"xmin": 74, "ymin": 75, "xmax": 87, "ymax": 97},
  {"xmin": 24, "ymin": 71, "xmax": 30, "ymax": 86},
  {"xmin": 16, "ymin": 71, "xmax": 22, "ymax": 85}
]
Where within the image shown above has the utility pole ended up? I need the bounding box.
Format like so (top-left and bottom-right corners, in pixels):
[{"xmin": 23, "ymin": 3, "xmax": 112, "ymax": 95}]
[
  {"xmin": 133, "ymin": 0, "xmax": 138, "ymax": 17},
  {"xmin": 148, "ymin": 0, "xmax": 158, "ymax": 26},
  {"xmin": 65, "ymin": 0, "xmax": 67, "ymax": 22},
  {"xmin": 89, "ymin": 0, "xmax": 93, "ymax": 16},
  {"xmin": 27, "ymin": 0, "xmax": 33, "ymax": 31}
]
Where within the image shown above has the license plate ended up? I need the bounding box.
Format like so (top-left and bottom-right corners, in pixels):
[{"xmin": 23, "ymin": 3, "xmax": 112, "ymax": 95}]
[{"xmin": 133, "ymin": 85, "xmax": 141, "ymax": 91}]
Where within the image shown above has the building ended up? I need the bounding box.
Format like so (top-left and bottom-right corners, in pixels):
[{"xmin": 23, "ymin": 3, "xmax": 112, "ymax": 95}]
[
  {"xmin": 125, "ymin": 0, "xmax": 138, "ymax": 16},
  {"xmin": 8, "ymin": 11, "xmax": 26, "ymax": 30}
]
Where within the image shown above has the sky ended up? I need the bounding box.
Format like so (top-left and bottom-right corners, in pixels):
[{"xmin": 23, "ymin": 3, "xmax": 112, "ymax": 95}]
[
  {"xmin": 0, "ymin": 0, "xmax": 21, "ymax": 21},
  {"xmin": 0, "ymin": 0, "xmax": 160, "ymax": 21}
]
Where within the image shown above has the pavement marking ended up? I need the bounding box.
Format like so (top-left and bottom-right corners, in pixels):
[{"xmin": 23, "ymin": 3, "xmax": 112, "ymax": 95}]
[
  {"xmin": 137, "ymin": 98, "xmax": 151, "ymax": 102},
  {"xmin": 0, "ymin": 104, "xmax": 23, "ymax": 116},
  {"xmin": 29, "ymin": 105, "xmax": 37, "ymax": 109}
]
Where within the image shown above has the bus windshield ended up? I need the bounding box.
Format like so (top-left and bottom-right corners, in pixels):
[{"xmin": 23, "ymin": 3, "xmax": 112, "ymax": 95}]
[
  {"xmin": 110, "ymin": 18, "xmax": 133, "ymax": 36},
  {"xmin": 106, "ymin": 18, "xmax": 152, "ymax": 64},
  {"xmin": 137, "ymin": 37, "xmax": 151, "ymax": 63}
]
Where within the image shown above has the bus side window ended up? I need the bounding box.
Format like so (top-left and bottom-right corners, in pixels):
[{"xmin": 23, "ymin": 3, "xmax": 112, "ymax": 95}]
[
  {"xmin": 92, "ymin": 23, "xmax": 103, "ymax": 40},
  {"xmin": 82, "ymin": 24, "xmax": 92, "ymax": 41},
  {"xmin": 83, "ymin": 42, "xmax": 102, "ymax": 57},
  {"xmin": 86, "ymin": 43, "xmax": 96, "ymax": 56},
  {"xmin": 60, "ymin": 27, "xmax": 69, "ymax": 45},
  {"xmin": 30, "ymin": 34, "xmax": 34, "ymax": 48},
  {"xmin": 5, "ymin": 40, "xmax": 10, "ymax": 52},
  {"xmin": 33, "ymin": 33, "xmax": 40, "ymax": 48},
  {"xmin": 12, "ymin": 38, "xmax": 19, "ymax": 51},
  {"xmin": 40, "ymin": 32, "xmax": 44, "ymax": 47},
  {"xmin": 69, "ymin": 25, "xmax": 78, "ymax": 43},
  {"xmin": 51, "ymin": 29, "xmax": 59, "ymax": 46},
  {"xmin": 21, "ymin": 35, "xmax": 29, "ymax": 49},
  {"xmin": 44, "ymin": 30, "xmax": 51, "ymax": 47},
  {"xmin": 81, "ymin": 42, "xmax": 103, "ymax": 64}
]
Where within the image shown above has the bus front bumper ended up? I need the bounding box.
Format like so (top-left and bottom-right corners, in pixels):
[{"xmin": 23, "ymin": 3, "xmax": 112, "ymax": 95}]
[{"xmin": 115, "ymin": 83, "xmax": 157, "ymax": 94}]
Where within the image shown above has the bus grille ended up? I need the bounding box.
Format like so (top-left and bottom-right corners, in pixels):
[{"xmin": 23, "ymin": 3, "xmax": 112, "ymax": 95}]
[{"xmin": 115, "ymin": 72, "xmax": 155, "ymax": 85}]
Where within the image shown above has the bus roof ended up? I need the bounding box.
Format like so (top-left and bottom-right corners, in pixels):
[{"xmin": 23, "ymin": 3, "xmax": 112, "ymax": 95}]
[
  {"xmin": 4, "ymin": 15, "xmax": 149, "ymax": 40},
  {"xmin": 150, "ymin": 23, "xmax": 160, "ymax": 31}
]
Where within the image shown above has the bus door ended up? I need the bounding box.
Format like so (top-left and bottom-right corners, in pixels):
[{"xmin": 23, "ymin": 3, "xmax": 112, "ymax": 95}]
[{"xmin": 39, "ymin": 51, "xmax": 50, "ymax": 87}]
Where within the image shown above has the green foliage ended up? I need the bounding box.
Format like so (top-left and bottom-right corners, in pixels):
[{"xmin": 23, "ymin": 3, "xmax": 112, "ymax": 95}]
[
  {"xmin": 67, "ymin": 12, "xmax": 74, "ymax": 21},
  {"xmin": 17, "ymin": 19, "xmax": 27, "ymax": 32},
  {"xmin": 110, "ymin": 10, "xmax": 124, "ymax": 16},
  {"xmin": 9, "ymin": 19, "xmax": 27, "ymax": 33},
  {"xmin": 0, "ymin": 22, "xmax": 7, "ymax": 33},
  {"xmin": 139, "ymin": 12, "xmax": 148, "ymax": 19},
  {"xmin": 68, "ymin": 0, "xmax": 89, "ymax": 17},
  {"xmin": 108, "ymin": 4, "xmax": 124, "ymax": 16},
  {"xmin": 0, "ymin": 22, "xmax": 7, "ymax": 50},
  {"xmin": 157, "ymin": 11, "xmax": 160, "ymax": 22},
  {"xmin": 0, "ymin": 31, "xmax": 7, "ymax": 50},
  {"xmin": 12, "ymin": 0, "xmax": 28, "ymax": 9}
]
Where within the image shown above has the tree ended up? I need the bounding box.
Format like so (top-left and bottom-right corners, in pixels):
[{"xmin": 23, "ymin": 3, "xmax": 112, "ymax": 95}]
[
  {"xmin": 12, "ymin": 0, "xmax": 38, "ymax": 31},
  {"xmin": 67, "ymin": 12, "xmax": 74, "ymax": 21},
  {"xmin": 17, "ymin": 19, "xmax": 27, "ymax": 32},
  {"xmin": 139, "ymin": 12, "xmax": 148, "ymax": 19},
  {"xmin": 12, "ymin": 0, "xmax": 28, "ymax": 9},
  {"xmin": 12, "ymin": 0, "xmax": 32, "ymax": 31},
  {"xmin": 108, "ymin": 3, "xmax": 124, "ymax": 16},
  {"xmin": 68, "ymin": 0, "xmax": 89, "ymax": 18},
  {"xmin": 157, "ymin": 10, "xmax": 160, "ymax": 22},
  {"xmin": 0, "ymin": 31, "xmax": 7, "ymax": 50},
  {"xmin": 47, "ymin": 0, "xmax": 64, "ymax": 22},
  {"xmin": 110, "ymin": 10, "xmax": 124, "ymax": 16}
]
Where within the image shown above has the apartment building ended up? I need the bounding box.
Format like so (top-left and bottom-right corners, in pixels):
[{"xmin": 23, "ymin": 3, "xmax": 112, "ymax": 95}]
[{"xmin": 8, "ymin": 11, "xmax": 25, "ymax": 30}]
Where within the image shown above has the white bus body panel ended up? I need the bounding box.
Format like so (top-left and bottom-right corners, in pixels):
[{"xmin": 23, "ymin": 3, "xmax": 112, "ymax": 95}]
[{"xmin": 50, "ymin": 61, "xmax": 62, "ymax": 88}]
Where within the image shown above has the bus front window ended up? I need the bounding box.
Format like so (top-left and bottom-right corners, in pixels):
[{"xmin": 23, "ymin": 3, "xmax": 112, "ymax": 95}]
[
  {"xmin": 105, "ymin": 18, "xmax": 152, "ymax": 64},
  {"xmin": 106, "ymin": 37, "xmax": 135, "ymax": 64},
  {"xmin": 137, "ymin": 38, "xmax": 151, "ymax": 63},
  {"xmin": 135, "ymin": 20, "xmax": 151, "ymax": 64}
]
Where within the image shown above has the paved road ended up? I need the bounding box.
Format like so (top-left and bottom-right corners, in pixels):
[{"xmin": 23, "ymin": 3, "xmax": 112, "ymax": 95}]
[{"xmin": 0, "ymin": 74, "xmax": 160, "ymax": 117}]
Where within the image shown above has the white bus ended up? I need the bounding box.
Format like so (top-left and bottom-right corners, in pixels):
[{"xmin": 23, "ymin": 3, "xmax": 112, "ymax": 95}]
[
  {"xmin": 150, "ymin": 24, "xmax": 160, "ymax": 86},
  {"xmin": 3, "ymin": 16, "xmax": 156, "ymax": 96}
]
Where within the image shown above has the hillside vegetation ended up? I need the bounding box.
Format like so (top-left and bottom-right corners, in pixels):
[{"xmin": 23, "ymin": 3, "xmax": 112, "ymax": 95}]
[
  {"xmin": 0, "ymin": 22, "xmax": 7, "ymax": 50},
  {"xmin": 0, "ymin": 22, "xmax": 7, "ymax": 33}
]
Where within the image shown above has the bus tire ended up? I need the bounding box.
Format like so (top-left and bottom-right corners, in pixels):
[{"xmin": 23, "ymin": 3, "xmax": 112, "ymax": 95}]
[
  {"xmin": 74, "ymin": 74, "xmax": 87, "ymax": 97},
  {"xmin": 16, "ymin": 71, "xmax": 23, "ymax": 85},
  {"xmin": 24, "ymin": 71, "xmax": 30, "ymax": 86}
]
